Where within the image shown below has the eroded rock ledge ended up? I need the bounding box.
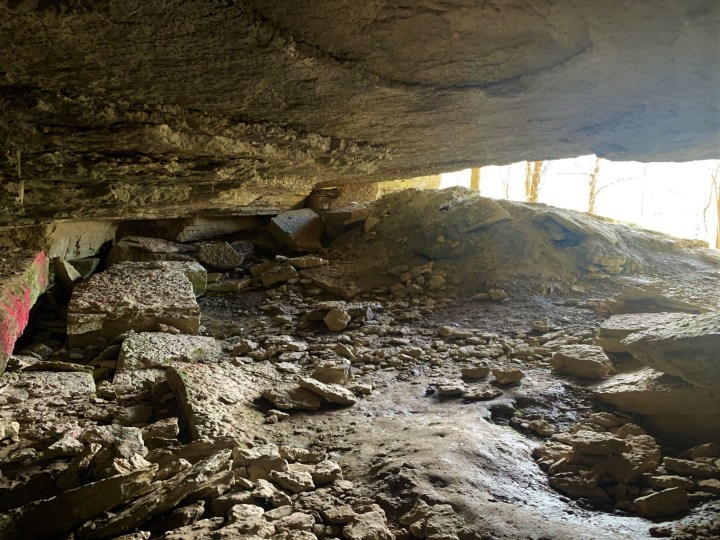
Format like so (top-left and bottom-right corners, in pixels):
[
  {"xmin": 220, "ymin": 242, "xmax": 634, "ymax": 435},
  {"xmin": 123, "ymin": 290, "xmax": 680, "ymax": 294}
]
[{"xmin": 1, "ymin": 1, "xmax": 719, "ymax": 224}]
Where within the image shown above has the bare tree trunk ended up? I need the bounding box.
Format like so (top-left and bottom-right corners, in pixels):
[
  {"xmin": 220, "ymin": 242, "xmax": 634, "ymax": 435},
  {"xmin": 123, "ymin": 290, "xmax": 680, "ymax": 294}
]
[
  {"xmin": 470, "ymin": 167, "xmax": 481, "ymax": 192},
  {"xmin": 525, "ymin": 160, "xmax": 543, "ymax": 202},
  {"xmin": 702, "ymin": 163, "xmax": 720, "ymax": 249},
  {"xmin": 587, "ymin": 157, "xmax": 601, "ymax": 214}
]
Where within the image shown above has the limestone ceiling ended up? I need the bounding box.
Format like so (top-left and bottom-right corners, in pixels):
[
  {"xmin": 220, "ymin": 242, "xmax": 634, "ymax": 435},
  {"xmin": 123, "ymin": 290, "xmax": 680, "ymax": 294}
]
[{"xmin": 0, "ymin": 0, "xmax": 718, "ymax": 224}]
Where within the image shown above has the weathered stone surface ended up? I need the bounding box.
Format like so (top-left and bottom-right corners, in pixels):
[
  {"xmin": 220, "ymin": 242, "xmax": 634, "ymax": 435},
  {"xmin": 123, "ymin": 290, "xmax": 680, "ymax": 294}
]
[
  {"xmin": 634, "ymin": 487, "xmax": 689, "ymax": 518},
  {"xmin": 0, "ymin": 251, "xmax": 49, "ymax": 375},
  {"xmin": 550, "ymin": 345, "xmax": 612, "ymax": 379},
  {"xmin": 622, "ymin": 311, "xmax": 720, "ymax": 389},
  {"xmin": 0, "ymin": 3, "xmax": 717, "ymax": 225},
  {"xmin": 261, "ymin": 265, "xmax": 299, "ymax": 287},
  {"xmin": 80, "ymin": 450, "xmax": 232, "ymax": 539},
  {"xmin": 343, "ymin": 507, "xmax": 395, "ymax": 540},
  {"xmin": 298, "ymin": 377, "xmax": 357, "ymax": 406},
  {"xmin": 261, "ymin": 385, "xmax": 322, "ymax": 411},
  {"xmin": 166, "ymin": 363, "xmax": 264, "ymax": 443},
  {"xmin": 268, "ymin": 210, "xmax": 324, "ymax": 252},
  {"xmin": 0, "ymin": 467, "xmax": 156, "ymax": 540},
  {"xmin": 596, "ymin": 312, "xmax": 688, "ymax": 353},
  {"xmin": 595, "ymin": 369, "xmax": 720, "ymax": 444},
  {"xmin": 492, "ymin": 368, "xmax": 524, "ymax": 385},
  {"xmin": 108, "ymin": 236, "xmax": 196, "ymax": 266},
  {"xmin": 323, "ymin": 308, "xmax": 352, "ymax": 332},
  {"xmin": 53, "ymin": 257, "xmax": 82, "ymax": 296},
  {"xmin": 0, "ymin": 370, "xmax": 96, "ymax": 401},
  {"xmin": 118, "ymin": 332, "xmax": 223, "ymax": 371},
  {"xmin": 67, "ymin": 262, "xmax": 200, "ymax": 347},
  {"xmin": 554, "ymin": 430, "xmax": 630, "ymax": 456},
  {"xmin": 195, "ymin": 242, "xmax": 244, "ymax": 270}
]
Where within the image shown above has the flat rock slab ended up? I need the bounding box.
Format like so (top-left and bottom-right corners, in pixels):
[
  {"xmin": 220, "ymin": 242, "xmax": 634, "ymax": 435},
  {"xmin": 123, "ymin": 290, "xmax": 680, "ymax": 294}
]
[
  {"xmin": 597, "ymin": 312, "xmax": 688, "ymax": 353},
  {"xmin": 268, "ymin": 209, "xmax": 324, "ymax": 252},
  {"xmin": 0, "ymin": 370, "xmax": 96, "ymax": 401},
  {"xmin": 550, "ymin": 344, "xmax": 612, "ymax": 379},
  {"xmin": 118, "ymin": 332, "xmax": 223, "ymax": 371},
  {"xmin": 596, "ymin": 369, "xmax": 720, "ymax": 445},
  {"xmin": 166, "ymin": 363, "xmax": 265, "ymax": 443},
  {"xmin": 67, "ymin": 262, "xmax": 200, "ymax": 348},
  {"xmin": 0, "ymin": 466, "xmax": 156, "ymax": 539},
  {"xmin": 298, "ymin": 377, "xmax": 357, "ymax": 406},
  {"xmin": 261, "ymin": 385, "xmax": 322, "ymax": 411},
  {"xmin": 622, "ymin": 311, "xmax": 720, "ymax": 389},
  {"xmin": 0, "ymin": 251, "xmax": 49, "ymax": 375},
  {"xmin": 79, "ymin": 450, "xmax": 231, "ymax": 540}
]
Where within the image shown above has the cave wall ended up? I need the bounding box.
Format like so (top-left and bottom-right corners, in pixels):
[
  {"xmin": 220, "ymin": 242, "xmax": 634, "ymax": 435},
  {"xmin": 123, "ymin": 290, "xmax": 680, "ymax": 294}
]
[{"xmin": 0, "ymin": 0, "xmax": 718, "ymax": 225}]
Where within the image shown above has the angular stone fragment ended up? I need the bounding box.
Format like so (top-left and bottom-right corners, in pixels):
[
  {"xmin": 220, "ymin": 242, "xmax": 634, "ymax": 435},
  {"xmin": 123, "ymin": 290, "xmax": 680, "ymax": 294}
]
[
  {"xmin": 312, "ymin": 460, "xmax": 343, "ymax": 485},
  {"xmin": 622, "ymin": 311, "xmax": 720, "ymax": 389},
  {"xmin": 342, "ymin": 508, "xmax": 395, "ymax": 540},
  {"xmin": 554, "ymin": 430, "xmax": 630, "ymax": 456},
  {"xmin": 67, "ymin": 262, "xmax": 200, "ymax": 347},
  {"xmin": 298, "ymin": 377, "xmax": 357, "ymax": 406},
  {"xmin": 550, "ymin": 345, "xmax": 612, "ymax": 379},
  {"xmin": 118, "ymin": 332, "xmax": 223, "ymax": 371},
  {"xmin": 166, "ymin": 362, "xmax": 263, "ymax": 442},
  {"xmin": 313, "ymin": 361, "xmax": 352, "ymax": 385},
  {"xmin": 53, "ymin": 257, "xmax": 82, "ymax": 295},
  {"xmin": 79, "ymin": 450, "xmax": 231, "ymax": 539},
  {"xmin": 261, "ymin": 264, "xmax": 299, "ymax": 287},
  {"xmin": 268, "ymin": 209, "xmax": 325, "ymax": 252},
  {"xmin": 461, "ymin": 365, "xmax": 490, "ymax": 379},
  {"xmin": 0, "ymin": 467, "xmax": 156, "ymax": 539},
  {"xmin": 195, "ymin": 242, "xmax": 243, "ymax": 270},
  {"xmin": 663, "ymin": 457, "xmax": 720, "ymax": 479},
  {"xmin": 634, "ymin": 487, "xmax": 689, "ymax": 518},
  {"xmin": 596, "ymin": 312, "xmax": 687, "ymax": 353},
  {"xmin": 269, "ymin": 469, "xmax": 315, "ymax": 493},
  {"xmin": 262, "ymin": 385, "xmax": 322, "ymax": 411},
  {"xmin": 324, "ymin": 308, "xmax": 351, "ymax": 332},
  {"xmin": 492, "ymin": 368, "xmax": 524, "ymax": 385},
  {"xmin": 322, "ymin": 505, "xmax": 356, "ymax": 525}
]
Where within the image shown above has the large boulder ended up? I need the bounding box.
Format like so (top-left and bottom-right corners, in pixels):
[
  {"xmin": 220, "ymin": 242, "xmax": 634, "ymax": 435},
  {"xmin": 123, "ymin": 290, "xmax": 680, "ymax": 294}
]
[
  {"xmin": 595, "ymin": 369, "xmax": 720, "ymax": 445},
  {"xmin": 622, "ymin": 311, "xmax": 720, "ymax": 389},
  {"xmin": 596, "ymin": 312, "xmax": 688, "ymax": 353},
  {"xmin": 268, "ymin": 209, "xmax": 325, "ymax": 252},
  {"xmin": 67, "ymin": 262, "xmax": 201, "ymax": 348}
]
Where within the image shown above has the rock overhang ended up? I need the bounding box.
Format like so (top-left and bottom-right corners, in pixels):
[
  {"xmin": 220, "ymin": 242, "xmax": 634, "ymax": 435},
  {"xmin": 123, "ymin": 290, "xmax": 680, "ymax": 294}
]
[{"xmin": 0, "ymin": 0, "xmax": 718, "ymax": 225}]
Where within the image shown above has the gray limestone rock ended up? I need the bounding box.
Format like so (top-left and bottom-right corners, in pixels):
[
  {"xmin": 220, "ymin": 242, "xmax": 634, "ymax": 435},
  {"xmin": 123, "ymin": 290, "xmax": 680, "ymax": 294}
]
[
  {"xmin": 298, "ymin": 377, "xmax": 357, "ymax": 406},
  {"xmin": 550, "ymin": 345, "xmax": 613, "ymax": 380},
  {"xmin": 622, "ymin": 311, "xmax": 720, "ymax": 389},
  {"xmin": 268, "ymin": 209, "xmax": 325, "ymax": 252},
  {"xmin": 67, "ymin": 262, "xmax": 201, "ymax": 347}
]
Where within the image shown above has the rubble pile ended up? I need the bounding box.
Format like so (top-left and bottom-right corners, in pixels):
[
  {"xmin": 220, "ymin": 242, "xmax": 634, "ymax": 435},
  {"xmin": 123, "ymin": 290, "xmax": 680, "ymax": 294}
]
[
  {"xmin": 1, "ymin": 189, "xmax": 719, "ymax": 538},
  {"xmin": 534, "ymin": 413, "xmax": 720, "ymax": 518}
]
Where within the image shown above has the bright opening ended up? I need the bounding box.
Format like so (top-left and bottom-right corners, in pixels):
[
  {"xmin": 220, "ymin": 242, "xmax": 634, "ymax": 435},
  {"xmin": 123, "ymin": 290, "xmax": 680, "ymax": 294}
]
[{"xmin": 441, "ymin": 156, "xmax": 720, "ymax": 248}]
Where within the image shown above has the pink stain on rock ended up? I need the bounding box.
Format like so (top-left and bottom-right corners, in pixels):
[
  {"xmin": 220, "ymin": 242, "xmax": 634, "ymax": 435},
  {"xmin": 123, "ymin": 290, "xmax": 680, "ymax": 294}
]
[
  {"xmin": 0, "ymin": 286, "xmax": 32, "ymax": 358},
  {"xmin": 0, "ymin": 251, "xmax": 49, "ymax": 365}
]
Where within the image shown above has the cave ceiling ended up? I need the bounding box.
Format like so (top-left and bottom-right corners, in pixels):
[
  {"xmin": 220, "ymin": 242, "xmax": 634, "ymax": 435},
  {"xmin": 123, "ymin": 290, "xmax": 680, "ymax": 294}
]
[{"xmin": 0, "ymin": 0, "xmax": 718, "ymax": 224}]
